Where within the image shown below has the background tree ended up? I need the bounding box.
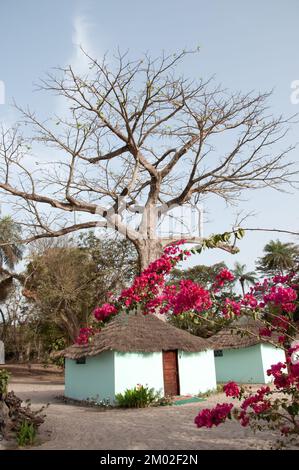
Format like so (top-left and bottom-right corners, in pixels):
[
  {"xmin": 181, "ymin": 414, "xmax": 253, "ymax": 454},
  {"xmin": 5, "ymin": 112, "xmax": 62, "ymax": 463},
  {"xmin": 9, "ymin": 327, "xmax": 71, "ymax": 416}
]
[
  {"xmin": 0, "ymin": 51, "xmax": 296, "ymax": 270},
  {"xmin": 169, "ymin": 262, "xmax": 227, "ymax": 287},
  {"xmin": 169, "ymin": 310, "xmax": 233, "ymax": 339},
  {"xmin": 0, "ymin": 286, "xmax": 34, "ymax": 362},
  {"xmin": 0, "ymin": 216, "xmax": 23, "ymax": 338},
  {"xmin": 23, "ymin": 233, "xmax": 138, "ymax": 345},
  {"xmin": 77, "ymin": 232, "xmax": 138, "ymax": 292},
  {"xmin": 256, "ymin": 239, "xmax": 299, "ymax": 275},
  {"xmin": 232, "ymin": 262, "xmax": 257, "ymax": 295}
]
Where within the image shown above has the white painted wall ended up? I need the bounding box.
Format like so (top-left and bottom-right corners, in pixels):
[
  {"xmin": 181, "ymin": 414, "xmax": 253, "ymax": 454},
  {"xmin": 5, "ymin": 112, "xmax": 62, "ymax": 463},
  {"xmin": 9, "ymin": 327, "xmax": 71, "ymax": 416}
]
[
  {"xmin": 114, "ymin": 351, "xmax": 164, "ymax": 396},
  {"xmin": 260, "ymin": 343, "xmax": 286, "ymax": 383},
  {"xmin": 0, "ymin": 341, "xmax": 4, "ymax": 364},
  {"xmin": 178, "ymin": 350, "xmax": 216, "ymax": 395}
]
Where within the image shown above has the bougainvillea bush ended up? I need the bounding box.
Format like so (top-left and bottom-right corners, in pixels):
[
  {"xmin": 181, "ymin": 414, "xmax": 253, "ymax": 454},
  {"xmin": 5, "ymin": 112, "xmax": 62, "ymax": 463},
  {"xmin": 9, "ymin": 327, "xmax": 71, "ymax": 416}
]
[
  {"xmin": 77, "ymin": 240, "xmax": 240, "ymax": 344},
  {"xmin": 76, "ymin": 239, "xmax": 299, "ymax": 447},
  {"xmin": 194, "ymin": 271, "xmax": 299, "ymax": 448}
]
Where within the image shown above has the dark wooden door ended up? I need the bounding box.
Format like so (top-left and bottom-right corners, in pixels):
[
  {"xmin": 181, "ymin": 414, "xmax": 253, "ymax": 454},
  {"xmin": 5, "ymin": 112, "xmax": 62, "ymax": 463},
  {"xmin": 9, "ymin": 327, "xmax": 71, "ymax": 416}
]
[{"xmin": 163, "ymin": 350, "xmax": 179, "ymax": 396}]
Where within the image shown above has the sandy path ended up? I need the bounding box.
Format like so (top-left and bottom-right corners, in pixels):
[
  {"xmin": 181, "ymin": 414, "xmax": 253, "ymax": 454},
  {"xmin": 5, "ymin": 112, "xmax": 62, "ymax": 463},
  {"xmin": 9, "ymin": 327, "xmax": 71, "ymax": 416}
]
[{"xmin": 2, "ymin": 365, "xmax": 278, "ymax": 450}]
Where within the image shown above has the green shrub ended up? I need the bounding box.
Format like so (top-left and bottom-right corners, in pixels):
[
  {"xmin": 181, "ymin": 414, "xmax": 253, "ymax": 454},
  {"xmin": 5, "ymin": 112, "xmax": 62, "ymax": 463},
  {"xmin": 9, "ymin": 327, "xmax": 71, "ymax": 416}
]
[
  {"xmin": 49, "ymin": 337, "xmax": 66, "ymax": 368},
  {"xmin": 17, "ymin": 421, "xmax": 37, "ymax": 447},
  {"xmin": 115, "ymin": 385, "xmax": 160, "ymax": 408}
]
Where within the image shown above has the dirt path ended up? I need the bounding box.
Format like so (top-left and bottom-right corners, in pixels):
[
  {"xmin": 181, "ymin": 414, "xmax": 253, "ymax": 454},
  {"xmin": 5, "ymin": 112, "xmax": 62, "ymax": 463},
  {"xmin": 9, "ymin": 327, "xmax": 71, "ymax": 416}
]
[{"xmin": 2, "ymin": 364, "xmax": 278, "ymax": 450}]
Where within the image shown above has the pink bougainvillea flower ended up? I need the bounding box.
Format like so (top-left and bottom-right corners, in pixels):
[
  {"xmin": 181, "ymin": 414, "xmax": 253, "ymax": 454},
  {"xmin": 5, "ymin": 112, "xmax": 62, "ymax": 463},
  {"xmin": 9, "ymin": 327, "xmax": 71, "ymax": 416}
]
[
  {"xmin": 259, "ymin": 327, "xmax": 272, "ymax": 337},
  {"xmin": 222, "ymin": 298, "xmax": 242, "ymax": 317},
  {"xmin": 164, "ymin": 279, "xmax": 212, "ymax": 316},
  {"xmin": 194, "ymin": 403, "xmax": 233, "ymax": 428},
  {"xmin": 93, "ymin": 303, "xmax": 118, "ymax": 322},
  {"xmin": 76, "ymin": 326, "xmax": 100, "ymax": 345},
  {"xmin": 238, "ymin": 410, "xmax": 250, "ymax": 427},
  {"xmin": 213, "ymin": 268, "xmax": 235, "ymax": 289},
  {"xmin": 223, "ymin": 381, "xmax": 240, "ymax": 398}
]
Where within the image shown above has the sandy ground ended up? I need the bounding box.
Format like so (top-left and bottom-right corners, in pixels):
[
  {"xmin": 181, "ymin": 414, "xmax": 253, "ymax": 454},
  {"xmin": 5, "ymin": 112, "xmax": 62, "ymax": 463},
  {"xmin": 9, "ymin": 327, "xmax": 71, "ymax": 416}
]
[{"xmin": 1, "ymin": 364, "xmax": 280, "ymax": 450}]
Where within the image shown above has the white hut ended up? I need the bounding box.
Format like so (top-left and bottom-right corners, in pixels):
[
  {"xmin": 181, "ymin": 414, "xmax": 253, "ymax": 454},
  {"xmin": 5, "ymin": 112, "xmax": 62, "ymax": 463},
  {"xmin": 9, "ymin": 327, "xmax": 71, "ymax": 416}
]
[{"xmin": 62, "ymin": 313, "xmax": 216, "ymax": 402}]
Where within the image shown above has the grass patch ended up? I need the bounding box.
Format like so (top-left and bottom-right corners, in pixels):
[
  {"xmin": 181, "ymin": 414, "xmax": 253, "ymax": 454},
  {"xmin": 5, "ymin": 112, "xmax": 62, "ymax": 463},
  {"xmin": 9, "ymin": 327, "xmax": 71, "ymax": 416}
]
[
  {"xmin": 17, "ymin": 421, "xmax": 37, "ymax": 447},
  {"xmin": 197, "ymin": 384, "xmax": 223, "ymax": 398}
]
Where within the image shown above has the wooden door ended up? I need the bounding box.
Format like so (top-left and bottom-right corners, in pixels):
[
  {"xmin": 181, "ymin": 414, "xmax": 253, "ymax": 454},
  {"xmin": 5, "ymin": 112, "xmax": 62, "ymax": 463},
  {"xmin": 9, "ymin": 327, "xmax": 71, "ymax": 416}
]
[{"xmin": 163, "ymin": 350, "xmax": 179, "ymax": 396}]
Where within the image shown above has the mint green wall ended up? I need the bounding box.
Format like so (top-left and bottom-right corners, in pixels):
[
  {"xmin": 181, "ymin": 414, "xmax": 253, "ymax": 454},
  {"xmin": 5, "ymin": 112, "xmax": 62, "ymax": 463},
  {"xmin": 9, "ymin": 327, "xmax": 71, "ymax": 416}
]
[
  {"xmin": 215, "ymin": 344, "xmax": 266, "ymax": 383},
  {"xmin": 215, "ymin": 344, "xmax": 287, "ymax": 384},
  {"xmin": 65, "ymin": 351, "xmax": 115, "ymax": 401},
  {"xmin": 260, "ymin": 344, "xmax": 286, "ymax": 382},
  {"xmin": 178, "ymin": 350, "xmax": 216, "ymax": 394},
  {"xmin": 114, "ymin": 352, "xmax": 164, "ymax": 396}
]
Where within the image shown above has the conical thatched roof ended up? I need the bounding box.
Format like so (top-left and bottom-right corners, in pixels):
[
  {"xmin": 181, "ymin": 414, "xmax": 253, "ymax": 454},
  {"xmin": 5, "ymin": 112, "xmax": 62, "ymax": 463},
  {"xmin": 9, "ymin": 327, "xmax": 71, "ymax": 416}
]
[
  {"xmin": 62, "ymin": 313, "xmax": 211, "ymax": 359},
  {"xmin": 210, "ymin": 318, "xmax": 280, "ymax": 350}
]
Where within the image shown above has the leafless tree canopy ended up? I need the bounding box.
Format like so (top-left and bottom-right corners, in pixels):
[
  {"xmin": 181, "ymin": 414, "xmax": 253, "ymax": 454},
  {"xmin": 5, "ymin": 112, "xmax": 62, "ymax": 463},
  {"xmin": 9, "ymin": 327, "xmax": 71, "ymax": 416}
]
[{"xmin": 0, "ymin": 50, "xmax": 297, "ymax": 269}]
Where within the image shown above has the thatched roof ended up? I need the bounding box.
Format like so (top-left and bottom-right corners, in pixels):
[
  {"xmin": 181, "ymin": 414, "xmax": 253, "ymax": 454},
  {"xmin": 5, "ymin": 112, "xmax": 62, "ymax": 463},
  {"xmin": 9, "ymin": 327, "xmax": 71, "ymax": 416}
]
[
  {"xmin": 210, "ymin": 318, "xmax": 280, "ymax": 350},
  {"xmin": 62, "ymin": 313, "xmax": 211, "ymax": 359}
]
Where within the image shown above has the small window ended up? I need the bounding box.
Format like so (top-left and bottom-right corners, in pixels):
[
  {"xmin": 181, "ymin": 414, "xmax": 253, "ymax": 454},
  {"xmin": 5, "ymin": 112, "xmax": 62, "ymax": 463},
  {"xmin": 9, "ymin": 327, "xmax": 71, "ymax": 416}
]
[
  {"xmin": 214, "ymin": 350, "xmax": 223, "ymax": 357},
  {"xmin": 76, "ymin": 357, "xmax": 86, "ymax": 364}
]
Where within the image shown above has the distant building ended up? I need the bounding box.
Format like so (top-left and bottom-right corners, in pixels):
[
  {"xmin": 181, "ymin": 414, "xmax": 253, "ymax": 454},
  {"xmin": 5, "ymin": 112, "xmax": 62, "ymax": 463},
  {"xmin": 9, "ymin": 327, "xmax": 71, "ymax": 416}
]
[
  {"xmin": 210, "ymin": 319, "xmax": 286, "ymax": 384},
  {"xmin": 62, "ymin": 313, "xmax": 216, "ymax": 402},
  {"xmin": 0, "ymin": 340, "xmax": 4, "ymax": 364}
]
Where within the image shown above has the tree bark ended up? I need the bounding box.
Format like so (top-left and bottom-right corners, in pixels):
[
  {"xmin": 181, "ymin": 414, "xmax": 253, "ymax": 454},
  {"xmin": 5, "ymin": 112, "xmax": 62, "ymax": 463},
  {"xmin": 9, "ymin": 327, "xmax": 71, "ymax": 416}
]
[
  {"xmin": 136, "ymin": 239, "xmax": 164, "ymax": 273},
  {"xmin": 240, "ymin": 278, "xmax": 245, "ymax": 296},
  {"xmin": 0, "ymin": 309, "xmax": 6, "ymax": 341}
]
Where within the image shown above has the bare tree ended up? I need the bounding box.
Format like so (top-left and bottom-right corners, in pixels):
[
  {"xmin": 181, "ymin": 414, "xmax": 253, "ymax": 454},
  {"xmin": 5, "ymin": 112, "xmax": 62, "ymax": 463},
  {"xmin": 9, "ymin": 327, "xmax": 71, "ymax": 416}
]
[{"xmin": 0, "ymin": 50, "xmax": 297, "ymax": 270}]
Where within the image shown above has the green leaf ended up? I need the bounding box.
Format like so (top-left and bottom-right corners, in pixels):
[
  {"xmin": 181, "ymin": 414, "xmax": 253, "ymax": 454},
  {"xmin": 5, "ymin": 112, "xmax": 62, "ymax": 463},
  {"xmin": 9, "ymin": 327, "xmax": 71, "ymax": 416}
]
[
  {"xmin": 222, "ymin": 232, "xmax": 231, "ymax": 242},
  {"xmin": 235, "ymin": 228, "xmax": 245, "ymax": 240},
  {"xmin": 287, "ymin": 402, "xmax": 299, "ymax": 416}
]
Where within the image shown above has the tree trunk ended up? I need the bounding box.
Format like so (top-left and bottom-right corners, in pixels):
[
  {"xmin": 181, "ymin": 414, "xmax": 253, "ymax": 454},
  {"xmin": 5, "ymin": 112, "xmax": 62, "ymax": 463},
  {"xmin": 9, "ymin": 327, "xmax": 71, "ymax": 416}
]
[
  {"xmin": 26, "ymin": 342, "xmax": 31, "ymax": 363},
  {"xmin": 240, "ymin": 278, "xmax": 245, "ymax": 296},
  {"xmin": 0, "ymin": 308, "xmax": 5, "ymax": 341},
  {"xmin": 135, "ymin": 239, "xmax": 167, "ymax": 321},
  {"xmin": 136, "ymin": 239, "xmax": 164, "ymax": 273}
]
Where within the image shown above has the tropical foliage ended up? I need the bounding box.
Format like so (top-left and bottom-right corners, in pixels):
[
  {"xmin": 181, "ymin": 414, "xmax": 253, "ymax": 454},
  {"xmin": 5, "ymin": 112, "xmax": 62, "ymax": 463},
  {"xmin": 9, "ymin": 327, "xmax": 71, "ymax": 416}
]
[
  {"xmin": 232, "ymin": 262, "xmax": 257, "ymax": 296},
  {"xmin": 256, "ymin": 240, "xmax": 299, "ymax": 275},
  {"xmin": 0, "ymin": 216, "xmax": 23, "ymax": 270},
  {"xmin": 169, "ymin": 262, "xmax": 228, "ymax": 287}
]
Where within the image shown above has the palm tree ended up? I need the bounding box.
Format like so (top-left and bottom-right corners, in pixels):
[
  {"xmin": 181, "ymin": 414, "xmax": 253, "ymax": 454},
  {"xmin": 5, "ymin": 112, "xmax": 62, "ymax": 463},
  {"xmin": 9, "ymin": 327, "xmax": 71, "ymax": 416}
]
[
  {"xmin": 233, "ymin": 262, "xmax": 257, "ymax": 296},
  {"xmin": 256, "ymin": 240, "xmax": 299, "ymax": 275},
  {"xmin": 0, "ymin": 216, "xmax": 23, "ymax": 270}
]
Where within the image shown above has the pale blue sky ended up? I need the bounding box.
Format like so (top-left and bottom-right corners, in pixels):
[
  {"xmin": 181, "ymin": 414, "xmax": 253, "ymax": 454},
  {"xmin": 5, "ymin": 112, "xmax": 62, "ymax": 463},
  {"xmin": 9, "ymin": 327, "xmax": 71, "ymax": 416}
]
[{"xmin": 0, "ymin": 0, "xmax": 299, "ymax": 270}]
